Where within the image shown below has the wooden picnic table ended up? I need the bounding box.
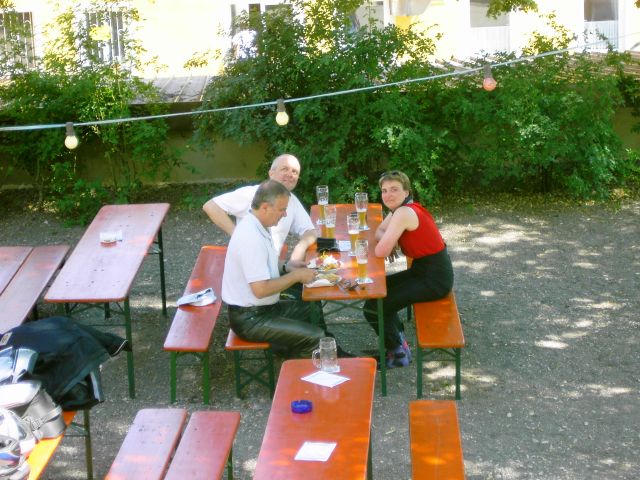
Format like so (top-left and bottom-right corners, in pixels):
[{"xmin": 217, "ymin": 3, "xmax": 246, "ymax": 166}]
[
  {"xmin": 254, "ymin": 358, "xmax": 376, "ymax": 479},
  {"xmin": 44, "ymin": 203, "xmax": 170, "ymax": 398},
  {"xmin": 303, "ymin": 203, "xmax": 389, "ymax": 395}
]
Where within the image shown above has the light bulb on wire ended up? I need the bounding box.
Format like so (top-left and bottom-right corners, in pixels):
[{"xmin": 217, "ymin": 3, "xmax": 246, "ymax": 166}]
[
  {"xmin": 275, "ymin": 98, "xmax": 289, "ymax": 126},
  {"xmin": 64, "ymin": 122, "xmax": 79, "ymax": 149},
  {"xmin": 482, "ymin": 64, "xmax": 497, "ymax": 92}
]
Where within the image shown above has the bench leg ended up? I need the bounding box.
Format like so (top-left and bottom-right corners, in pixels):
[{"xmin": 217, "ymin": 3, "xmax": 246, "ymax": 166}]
[
  {"xmin": 157, "ymin": 227, "xmax": 167, "ymax": 316},
  {"xmin": 231, "ymin": 349, "xmax": 274, "ymax": 398},
  {"xmin": 124, "ymin": 298, "xmax": 135, "ymax": 398},
  {"xmin": 232, "ymin": 351, "xmax": 243, "ymax": 398},
  {"xmin": 83, "ymin": 409, "xmax": 93, "ymax": 480},
  {"xmin": 170, "ymin": 352, "xmax": 177, "ymax": 403},
  {"xmin": 377, "ymin": 298, "xmax": 387, "ymax": 397},
  {"xmin": 227, "ymin": 447, "xmax": 234, "ymax": 480},
  {"xmin": 202, "ymin": 350, "xmax": 210, "ymax": 405},
  {"xmin": 266, "ymin": 349, "xmax": 275, "ymax": 398},
  {"xmin": 367, "ymin": 438, "xmax": 373, "ymax": 480},
  {"xmin": 416, "ymin": 345, "xmax": 424, "ymax": 399}
]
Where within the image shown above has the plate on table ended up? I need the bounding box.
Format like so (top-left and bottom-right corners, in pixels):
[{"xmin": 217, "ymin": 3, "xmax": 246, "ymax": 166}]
[
  {"xmin": 307, "ymin": 255, "xmax": 342, "ymax": 273},
  {"xmin": 306, "ymin": 273, "xmax": 342, "ymax": 288}
]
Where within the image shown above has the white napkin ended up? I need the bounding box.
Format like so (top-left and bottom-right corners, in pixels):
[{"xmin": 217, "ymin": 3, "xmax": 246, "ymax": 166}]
[
  {"xmin": 294, "ymin": 441, "xmax": 337, "ymax": 462},
  {"xmin": 176, "ymin": 288, "xmax": 216, "ymax": 306}
]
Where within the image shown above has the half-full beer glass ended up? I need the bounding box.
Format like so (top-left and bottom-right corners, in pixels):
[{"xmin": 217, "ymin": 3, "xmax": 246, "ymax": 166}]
[
  {"xmin": 355, "ymin": 192, "xmax": 368, "ymax": 231},
  {"xmin": 316, "ymin": 185, "xmax": 329, "ymax": 225}
]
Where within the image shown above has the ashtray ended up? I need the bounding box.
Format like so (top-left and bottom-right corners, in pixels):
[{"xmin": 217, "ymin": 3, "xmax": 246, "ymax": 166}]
[{"xmin": 291, "ymin": 399, "xmax": 313, "ymax": 414}]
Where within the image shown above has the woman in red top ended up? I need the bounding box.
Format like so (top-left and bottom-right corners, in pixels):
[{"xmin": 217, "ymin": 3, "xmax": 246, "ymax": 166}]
[{"xmin": 364, "ymin": 171, "xmax": 454, "ymax": 368}]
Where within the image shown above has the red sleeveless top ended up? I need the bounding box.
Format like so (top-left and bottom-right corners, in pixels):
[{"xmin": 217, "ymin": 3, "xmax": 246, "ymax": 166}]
[{"xmin": 398, "ymin": 203, "xmax": 445, "ymax": 259}]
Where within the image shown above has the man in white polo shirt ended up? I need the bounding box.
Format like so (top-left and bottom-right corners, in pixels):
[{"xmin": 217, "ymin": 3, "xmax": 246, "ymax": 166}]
[
  {"xmin": 222, "ymin": 180, "xmax": 332, "ymax": 357},
  {"xmin": 203, "ymin": 153, "xmax": 316, "ymax": 262}
]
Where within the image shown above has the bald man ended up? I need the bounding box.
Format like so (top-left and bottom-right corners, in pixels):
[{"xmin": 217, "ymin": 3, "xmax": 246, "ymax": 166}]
[{"xmin": 203, "ymin": 153, "xmax": 317, "ymax": 262}]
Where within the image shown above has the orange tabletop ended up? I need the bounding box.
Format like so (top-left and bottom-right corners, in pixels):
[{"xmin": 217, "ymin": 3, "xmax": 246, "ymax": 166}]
[
  {"xmin": 45, "ymin": 203, "xmax": 169, "ymax": 303},
  {"xmin": 303, "ymin": 204, "xmax": 389, "ymax": 396},
  {"xmin": 254, "ymin": 358, "xmax": 376, "ymax": 480},
  {"xmin": 0, "ymin": 246, "xmax": 32, "ymax": 295},
  {"xmin": 303, "ymin": 204, "xmax": 386, "ymax": 302}
]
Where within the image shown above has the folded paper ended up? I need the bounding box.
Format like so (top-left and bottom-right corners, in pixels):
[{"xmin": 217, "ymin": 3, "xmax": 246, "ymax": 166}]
[{"xmin": 176, "ymin": 287, "xmax": 216, "ymax": 307}]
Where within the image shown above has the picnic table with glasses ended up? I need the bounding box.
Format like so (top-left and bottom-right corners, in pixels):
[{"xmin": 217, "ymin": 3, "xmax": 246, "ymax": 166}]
[
  {"xmin": 254, "ymin": 358, "xmax": 376, "ymax": 479},
  {"xmin": 44, "ymin": 203, "xmax": 170, "ymax": 398},
  {"xmin": 302, "ymin": 203, "xmax": 389, "ymax": 396}
]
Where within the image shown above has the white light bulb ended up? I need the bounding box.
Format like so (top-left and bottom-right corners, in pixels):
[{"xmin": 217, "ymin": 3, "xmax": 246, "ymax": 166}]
[
  {"xmin": 275, "ymin": 98, "xmax": 289, "ymax": 126},
  {"xmin": 275, "ymin": 111, "xmax": 289, "ymax": 126},
  {"xmin": 64, "ymin": 135, "xmax": 79, "ymax": 149},
  {"xmin": 64, "ymin": 122, "xmax": 79, "ymax": 149}
]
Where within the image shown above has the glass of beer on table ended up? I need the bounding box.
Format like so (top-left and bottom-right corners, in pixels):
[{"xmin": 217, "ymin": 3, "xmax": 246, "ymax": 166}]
[
  {"xmin": 316, "ymin": 185, "xmax": 329, "ymax": 225},
  {"xmin": 347, "ymin": 212, "xmax": 360, "ymax": 257},
  {"xmin": 355, "ymin": 192, "xmax": 368, "ymax": 230},
  {"xmin": 324, "ymin": 205, "xmax": 337, "ymax": 238},
  {"xmin": 355, "ymin": 239, "xmax": 372, "ymax": 284}
]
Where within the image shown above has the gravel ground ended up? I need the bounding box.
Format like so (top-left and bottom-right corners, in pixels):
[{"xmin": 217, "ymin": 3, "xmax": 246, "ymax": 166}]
[{"xmin": 0, "ymin": 188, "xmax": 638, "ymax": 480}]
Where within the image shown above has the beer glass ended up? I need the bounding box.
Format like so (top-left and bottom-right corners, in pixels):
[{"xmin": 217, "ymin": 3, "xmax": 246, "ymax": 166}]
[
  {"xmin": 347, "ymin": 213, "xmax": 360, "ymax": 257},
  {"xmin": 355, "ymin": 192, "xmax": 368, "ymax": 230},
  {"xmin": 324, "ymin": 205, "xmax": 337, "ymax": 238},
  {"xmin": 312, "ymin": 337, "xmax": 340, "ymax": 373},
  {"xmin": 316, "ymin": 185, "xmax": 329, "ymax": 225},
  {"xmin": 355, "ymin": 239, "xmax": 372, "ymax": 284}
]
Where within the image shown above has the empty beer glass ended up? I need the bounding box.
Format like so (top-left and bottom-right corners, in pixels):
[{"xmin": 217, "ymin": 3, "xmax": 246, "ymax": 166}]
[
  {"xmin": 316, "ymin": 185, "xmax": 329, "ymax": 225},
  {"xmin": 324, "ymin": 205, "xmax": 337, "ymax": 238},
  {"xmin": 355, "ymin": 192, "xmax": 368, "ymax": 230},
  {"xmin": 347, "ymin": 213, "xmax": 360, "ymax": 257}
]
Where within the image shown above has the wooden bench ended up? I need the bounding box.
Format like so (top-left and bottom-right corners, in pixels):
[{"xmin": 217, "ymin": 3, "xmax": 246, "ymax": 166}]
[
  {"xmin": 409, "ymin": 400, "xmax": 465, "ymax": 479},
  {"xmin": 163, "ymin": 245, "xmax": 226, "ymax": 404},
  {"xmin": 27, "ymin": 410, "xmax": 93, "ymax": 480},
  {"xmin": 0, "ymin": 245, "xmax": 69, "ymax": 332},
  {"xmin": 225, "ymin": 330, "xmax": 275, "ymax": 398},
  {"xmin": 105, "ymin": 408, "xmax": 240, "ymax": 480},
  {"xmin": 414, "ymin": 291, "xmax": 465, "ymax": 399}
]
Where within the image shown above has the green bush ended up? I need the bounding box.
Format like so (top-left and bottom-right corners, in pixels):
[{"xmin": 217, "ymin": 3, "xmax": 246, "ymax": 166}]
[{"xmin": 194, "ymin": 2, "xmax": 637, "ymax": 203}]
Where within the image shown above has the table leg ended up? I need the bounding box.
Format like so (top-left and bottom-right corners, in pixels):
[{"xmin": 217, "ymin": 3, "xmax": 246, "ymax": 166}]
[
  {"xmin": 124, "ymin": 298, "xmax": 135, "ymax": 398},
  {"xmin": 83, "ymin": 409, "xmax": 93, "ymax": 480},
  {"xmin": 367, "ymin": 437, "xmax": 373, "ymax": 480},
  {"xmin": 377, "ymin": 298, "xmax": 386, "ymax": 396},
  {"xmin": 157, "ymin": 227, "xmax": 167, "ymax": 316}
]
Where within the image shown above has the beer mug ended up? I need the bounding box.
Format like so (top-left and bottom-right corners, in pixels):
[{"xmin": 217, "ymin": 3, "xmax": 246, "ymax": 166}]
[
  {"xmin": 316, "ymin": 185, "xmax": 329, "ymax": 225},
  {"xmin": 312, "ymin": 337, "xmax": 340, "ymax": 373}
]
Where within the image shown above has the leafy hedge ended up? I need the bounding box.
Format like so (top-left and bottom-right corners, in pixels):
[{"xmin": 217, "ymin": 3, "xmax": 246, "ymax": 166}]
[{"xmin": 194, "ymin": 1, "xmax": 639, "ymax": 205}]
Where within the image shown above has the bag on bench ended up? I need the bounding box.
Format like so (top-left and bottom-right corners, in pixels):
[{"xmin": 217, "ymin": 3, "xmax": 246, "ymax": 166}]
[{"xmin": 0, "ymin": 380, "xmax": 65, "ymax": 440}]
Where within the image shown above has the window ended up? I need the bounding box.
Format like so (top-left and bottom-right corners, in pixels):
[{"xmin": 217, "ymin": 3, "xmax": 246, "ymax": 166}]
[
  {"xmin": 0, "ymin": 11, "xmax": 36, "ymax": 69},
  {"xmin": 584, "ymin": 0, "xmax": 618, "ymax": 21},
  {"xmin": 470, "ymin": 0, "xmax": 509, "ymax": 28},
  {"xmin": 85, "ymin": 9, "xmax": 127, "ymax": 63}
]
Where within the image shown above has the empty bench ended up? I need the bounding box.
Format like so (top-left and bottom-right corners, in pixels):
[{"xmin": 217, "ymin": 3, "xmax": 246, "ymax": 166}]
[
  {"xmin": 105, "ymin": 408, "xmax": 240, "ymax": 480},
  {"xmin": 0, "ymin": 245, "xmax": 69, "ymax": 332},
  {"xmin": 409, "ymin": 400, "xmax": 465, "ymax": 479},
  {"xmin": 414, "ymin": 291, "xmax": 465, "ymax": 399},
  {"xmin": 164, "ymin": 245, "xmax": 226, "ymax": 404}
]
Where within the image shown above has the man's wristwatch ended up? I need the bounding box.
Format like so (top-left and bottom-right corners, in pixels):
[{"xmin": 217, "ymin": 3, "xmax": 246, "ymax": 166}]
[{"xmin": 280, "ymin": 263, "xmax": 288, "ymax": 275}]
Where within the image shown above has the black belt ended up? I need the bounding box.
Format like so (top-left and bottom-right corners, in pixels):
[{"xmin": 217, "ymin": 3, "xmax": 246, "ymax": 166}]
[{"xmin": 227, "ymin": 304, "xmax": 274, "ymax": 315}]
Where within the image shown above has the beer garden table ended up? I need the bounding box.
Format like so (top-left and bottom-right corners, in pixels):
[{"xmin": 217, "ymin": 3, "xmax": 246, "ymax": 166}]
[
  {"xmin": 44, "ymin": 203, "xmax": 170, "ymax": 398},
  {"xmin": 302, "ymin": 203, "xmax": 389, "ymax": 396},
  {"xmin": 254, "ymin": 358, "xmax": 376, "ymax": 479}
]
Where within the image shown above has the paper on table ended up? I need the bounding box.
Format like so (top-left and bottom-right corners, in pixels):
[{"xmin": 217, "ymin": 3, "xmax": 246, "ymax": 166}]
[
  {"xmin": 294, "ymin": 441, "xmax": 337, "ymax": 462},
  {"xmin": 301, "ymin": 370, "xmax": 350, "ymax": 388},
  {"xmin": 337, "ymin": 240, "xmax": 351, "ymax": 252}
]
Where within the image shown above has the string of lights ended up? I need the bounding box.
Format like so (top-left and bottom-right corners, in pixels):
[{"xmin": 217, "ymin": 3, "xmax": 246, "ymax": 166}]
[{"xmin": 0, "ymin": 31, "xmax": 638, "ymax": 150}]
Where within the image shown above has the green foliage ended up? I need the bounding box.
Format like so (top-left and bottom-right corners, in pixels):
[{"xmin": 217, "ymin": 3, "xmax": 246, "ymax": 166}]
[
  {"xmin": 0, "ymin": 1, "xmax": 182, "ymax": 220},
  {"xmin": 194, "ymin": 3, "xmax": 635, "ymax": 202}
]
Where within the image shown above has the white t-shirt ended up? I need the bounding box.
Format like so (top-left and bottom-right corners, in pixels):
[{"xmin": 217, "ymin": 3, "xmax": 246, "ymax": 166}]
[
  {"xmin": 212, "ymin": 185, "xmax": 314, "ymax": 255},
  {"xmin": 222, "ymin": 213, "xmax": 280, "ymax": 307}
]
